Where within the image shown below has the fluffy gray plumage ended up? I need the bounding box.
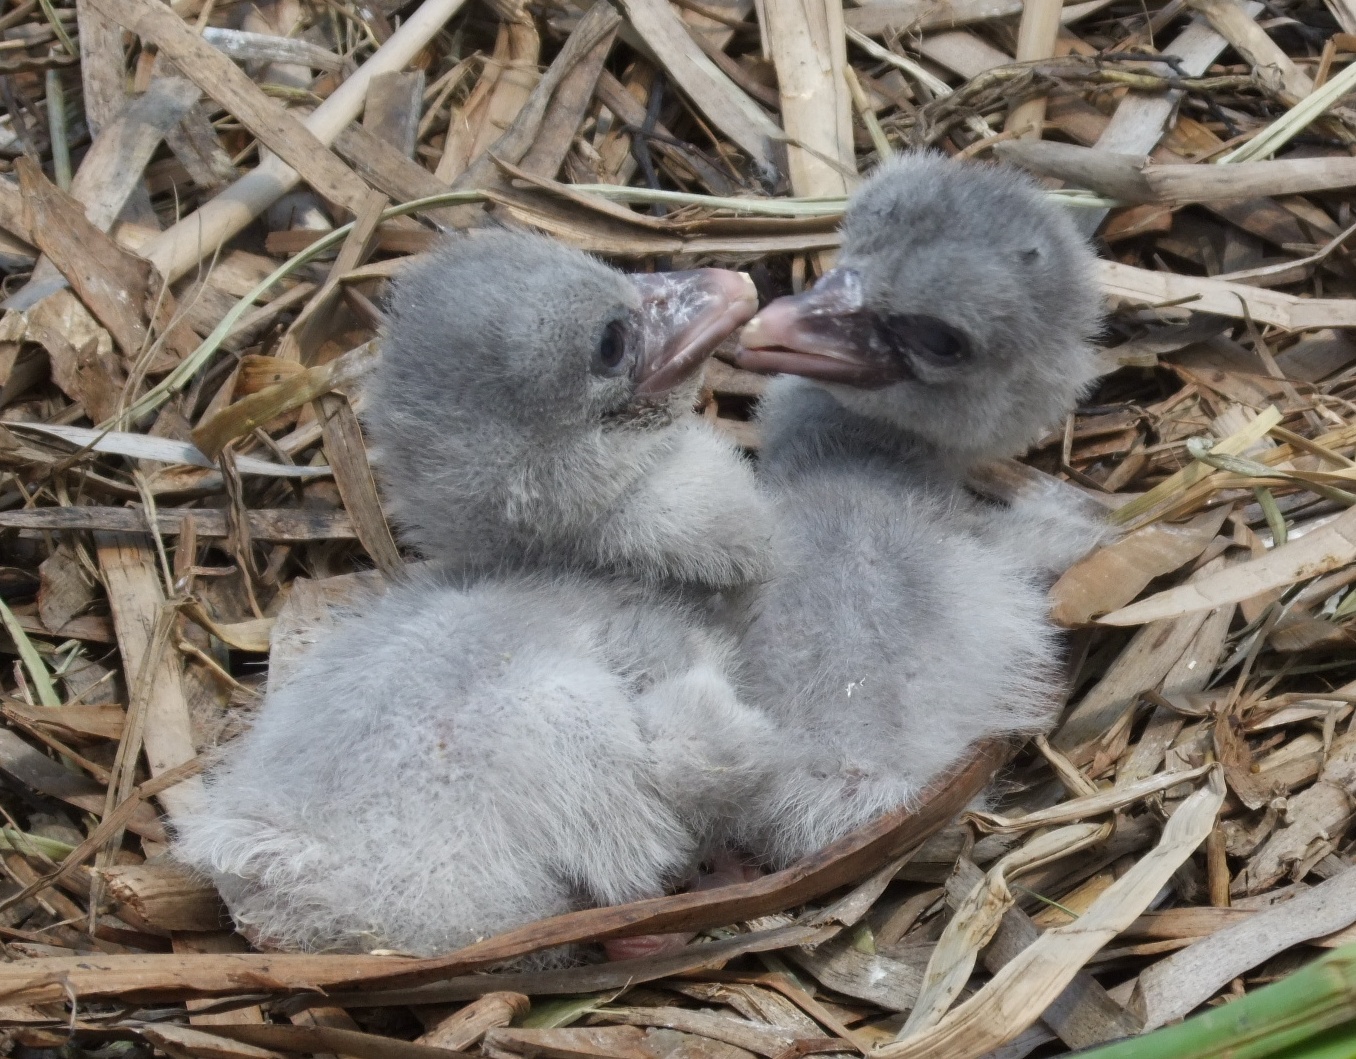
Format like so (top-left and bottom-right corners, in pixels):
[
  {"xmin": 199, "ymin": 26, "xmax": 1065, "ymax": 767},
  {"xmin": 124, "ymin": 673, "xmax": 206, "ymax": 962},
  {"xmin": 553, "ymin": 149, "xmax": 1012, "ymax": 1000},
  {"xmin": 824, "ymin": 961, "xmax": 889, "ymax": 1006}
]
[
  {"xmin": 172, "ymin": 233, "xmax": 775, "ymax": 957},
  {"xmin": 733, "ymin": 152, "xmax": 1108, "ymax": 867},
  {"xmin": 365, "ymin": 232, "xmax": 773, "ymax": 591},
  {"xmin": 174, "ymin": 574, "xmax": 773, "ymax": 956}
]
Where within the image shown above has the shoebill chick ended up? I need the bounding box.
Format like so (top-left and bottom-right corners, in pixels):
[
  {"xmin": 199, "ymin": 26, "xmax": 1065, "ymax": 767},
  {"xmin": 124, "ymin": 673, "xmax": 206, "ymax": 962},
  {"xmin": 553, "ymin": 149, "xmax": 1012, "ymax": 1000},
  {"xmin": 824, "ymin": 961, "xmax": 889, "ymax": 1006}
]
[
  {"xmin": 732, "ymin": 152, "xmax": 1107, "ymax": 868},
  {"xmin": 365, "ymin": 233, "xmax": 773, "ymax": 591},
  {"xmin": 172, "ymin": 233, "xmax": 777, "ymax": 959}
]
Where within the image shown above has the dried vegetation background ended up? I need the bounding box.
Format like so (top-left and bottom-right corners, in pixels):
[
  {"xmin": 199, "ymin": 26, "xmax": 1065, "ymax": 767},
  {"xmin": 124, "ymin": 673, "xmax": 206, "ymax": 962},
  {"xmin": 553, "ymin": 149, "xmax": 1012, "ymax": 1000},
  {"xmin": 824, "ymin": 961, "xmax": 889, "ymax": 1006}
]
[{"xmin": 1, "ymin": 0, "xmax": 1356, "ymax": 1051}]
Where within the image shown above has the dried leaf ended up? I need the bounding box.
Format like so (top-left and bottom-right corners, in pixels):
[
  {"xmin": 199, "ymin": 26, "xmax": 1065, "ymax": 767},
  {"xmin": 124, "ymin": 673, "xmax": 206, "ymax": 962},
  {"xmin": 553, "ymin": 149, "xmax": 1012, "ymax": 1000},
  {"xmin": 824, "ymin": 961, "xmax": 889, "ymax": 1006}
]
[{"xmin": 1050, "ymin": 507, "xmax": 1231, "ymax": 626}]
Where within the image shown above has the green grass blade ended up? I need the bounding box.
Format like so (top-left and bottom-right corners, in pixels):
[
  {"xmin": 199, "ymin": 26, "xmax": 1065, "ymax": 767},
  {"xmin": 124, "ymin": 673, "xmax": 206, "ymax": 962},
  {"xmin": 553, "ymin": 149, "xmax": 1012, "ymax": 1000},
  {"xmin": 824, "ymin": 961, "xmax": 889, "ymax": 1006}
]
[
  {"xmin": 1075, "ymin": 946, "xmax": 1356, "ymax": 1059},
  {"xmin": 521, "ymin": 994, "xmax": 612, "ymax": 1028},
  {"xmin": 1264, "ymin": 1020, "xmax": 1356, "ymax": 1059},
  {"xmin": 0, "ymin": 596, "xmax": 61, "ymax": 707}
]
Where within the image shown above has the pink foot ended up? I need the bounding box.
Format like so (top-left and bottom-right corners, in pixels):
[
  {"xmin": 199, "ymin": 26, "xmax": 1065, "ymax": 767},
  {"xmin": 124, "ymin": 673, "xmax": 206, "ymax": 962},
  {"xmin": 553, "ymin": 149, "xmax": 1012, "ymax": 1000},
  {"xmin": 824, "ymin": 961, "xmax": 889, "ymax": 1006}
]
[
  {"xmin": 693, "ymin": 851, "xmax": 764, "ymax": 890},
  {"xmin": 603, "ymin": 933, "xmax": 696, "ymax": 961},
  {"xmin": 602, "ymin": 853, "xmax": 764, "ymax": 962}
]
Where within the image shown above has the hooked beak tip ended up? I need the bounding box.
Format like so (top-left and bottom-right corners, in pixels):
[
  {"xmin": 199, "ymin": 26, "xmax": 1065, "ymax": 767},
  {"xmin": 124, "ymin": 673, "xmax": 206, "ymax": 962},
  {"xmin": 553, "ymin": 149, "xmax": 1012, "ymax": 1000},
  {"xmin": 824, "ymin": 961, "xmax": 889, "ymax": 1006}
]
[
  {"xmin": 731, "ymin": 270, "xmax": 903, "ymax": 388},
  {"xmin": 631, "ymin": 268, "xmax": 761, "ymax": 397}
]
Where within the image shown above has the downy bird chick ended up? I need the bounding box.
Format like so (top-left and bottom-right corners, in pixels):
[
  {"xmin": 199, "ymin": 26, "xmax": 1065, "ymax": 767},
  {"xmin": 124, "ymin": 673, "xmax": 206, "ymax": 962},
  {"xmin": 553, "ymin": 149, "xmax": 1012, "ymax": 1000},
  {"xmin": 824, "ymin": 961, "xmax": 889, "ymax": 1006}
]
[
  {"xmin": 731, "ymin": 152, "xmax": 1107, "ymax": 867},
  {"xmin": 365, "ymin": 234, "xmax": 773, "ymax": 591},
  {"xmin": 173, "ymin": 233, "xmax": 776, "ymax": 958}
]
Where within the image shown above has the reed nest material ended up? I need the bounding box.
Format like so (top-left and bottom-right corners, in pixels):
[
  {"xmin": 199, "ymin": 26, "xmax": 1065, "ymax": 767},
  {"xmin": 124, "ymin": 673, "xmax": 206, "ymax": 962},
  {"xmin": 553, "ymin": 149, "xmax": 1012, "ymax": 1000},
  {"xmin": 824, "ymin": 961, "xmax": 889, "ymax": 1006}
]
[{"xmin": 2, "ymin": 0, "xmax": 1356, "ymax": 1054}]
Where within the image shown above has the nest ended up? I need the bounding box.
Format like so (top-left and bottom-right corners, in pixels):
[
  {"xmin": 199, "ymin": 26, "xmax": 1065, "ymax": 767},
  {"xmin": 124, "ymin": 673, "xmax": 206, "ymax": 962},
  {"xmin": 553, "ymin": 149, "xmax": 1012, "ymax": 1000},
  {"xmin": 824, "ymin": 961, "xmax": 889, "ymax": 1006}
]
[{"xmin": 1, "ymin": 0, "xmax": 1356, "ymax": 1053}]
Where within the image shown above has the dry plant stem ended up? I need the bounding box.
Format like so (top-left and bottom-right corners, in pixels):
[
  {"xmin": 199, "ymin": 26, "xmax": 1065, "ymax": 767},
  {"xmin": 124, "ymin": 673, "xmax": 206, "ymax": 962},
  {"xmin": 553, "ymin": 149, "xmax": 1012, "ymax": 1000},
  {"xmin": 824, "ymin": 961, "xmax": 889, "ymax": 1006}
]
[
  {"xmin": 612, "ymin": 0, "xmax": 783, "ymax": 175},
  {"xmin": 1134, "ymin": 866, "xmax": 1356, "ymax": 1029},
  {"xmin": 137, "ymin": 1022, "xmax": 272, "ymax": 1055},
  {"xmin": 1102, "ymin": 504, "xmax": 1356, "ymax": 625},
  {"xmin": 845, "ymin": 0, "xmax": 1021, "ymax": 33},
  {"xmin": 1070, "ymin": 6, "xmax": 1256, "ymax": 235},
  {"xmin": 1097, "ymin": 260, "xmax": 1356, "ymax": 329},
  {"xmin": 1186, "ymin": 0, "xmax": 1313, "ymax": 104},
  {"xmin": 76, "ymin": 0, "xmax": 128, "ymax": 134},
  {"xmin": 845, "ymin": 27, "xmax": 993, "ymax": 139},
  {"xmin": 416, "ymin": 993, "xmax": 529, "ymax": 1049},
  {"xmin": 471, "ymin": 20, "xmax": 540, "ymax": 163},
  {"xmin": 1236, "ymin": 728, "xmax": 1356, "ymax": 894},
  {"xmin": 143, "ymin": 1021, "xmax": 478, "ymax": 1059},
  {"xmin": 3, "ymin": 75, "xmax": 206, "ymax": 322},
  {"xmin": 44, "ymin": 69, "xmax": 70, "ymax": 190},
  {"xmin": 16, "ymin": 159, "xmax": 192, "ymax": 365},
  {"xmin": 436, "ymin": 49, "xmax": 501, "ymax": 184},
  {"xmin": 90, "ymin": 599, "xmax": 176, "ymax": 922},
  {"xmin": 96, "ymin": 533, "xmax": 202, "ymax": 820},
  {"xmin": 1218, "ymin": 58, "xmax": 1356, "ymax": 163},
  {"xmin": 945, "ymin": 858, "xmax": 1140, "ymax": 1049},
  {"xmin": 445, "ymin": 1, "xmax": 622, "ymax": 215},
  {"xmin": 998, "ymin": 141, "xmax": 1356, "ymax": 205},
  {"xmin": 1054, "ymin": 613, "xmax": 1214, "ymax": 757},
  {"xmin": 313, "ymin": 392, "xmax": 403, "ymax": 577},
  {"xmin": 87, "ymin": 0, "xmax": 377, "ymax": 216},
  {"xmin": 879, "ymin": 771, "xmax": 1225, "ymax": 1059},
  {"xmin": 284, "ymin": 189, "xmax": 389, "ymax": 364},
  {"xmin": 844, "ymin": 66, "xmax": 892, "ymax": 158},
  {"xmin": 515, "ymin": 28, "xmax": 617, "ymax": 179},
  {"xmin": 760, "ymin": 0, "xmax": 853, "ymax": 200},
  {"xmin": 1111, "ymin": 410, "xmax": 1280, "ymax": 527},
  {"xmin": 968, "ymin": 764, "xmax": 1214, "ymax": 833},
  {"xmin": 901, "ymin": 822, "xmax": 1113, "ymax": 1037},
  {"xmin": 0, "ymin": 729, "xmax": 165, "ymax": 840},
  {"xmin": 0, "ymin": 756, "xmax": 203, "ymax": 918},
  {"xmin": 139, "ymin": 0, "xmax": 473, "ymax": 285},
  {"xmin": 1007, "ymin": 0, "xmax": 1063, "ymax": 138}
]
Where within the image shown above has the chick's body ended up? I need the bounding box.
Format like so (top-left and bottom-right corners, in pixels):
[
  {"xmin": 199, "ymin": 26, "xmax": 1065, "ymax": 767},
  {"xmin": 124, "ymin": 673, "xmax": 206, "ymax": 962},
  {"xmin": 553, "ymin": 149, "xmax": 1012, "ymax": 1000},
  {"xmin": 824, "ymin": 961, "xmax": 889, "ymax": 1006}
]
[
  {"xmin": 734, "ymin": 154, "xmax": 1107, "ymax": 867},
  {"xmin": 176, "ymin": 573, "xmax": 765, "ymax": 956},
  {"xmin": 173, "ymin": 233, "xmax": 774, "ymax": 958},
  {"xmin": 734, "ymin": 382, "xmax": 1060, "ymax": 866}
]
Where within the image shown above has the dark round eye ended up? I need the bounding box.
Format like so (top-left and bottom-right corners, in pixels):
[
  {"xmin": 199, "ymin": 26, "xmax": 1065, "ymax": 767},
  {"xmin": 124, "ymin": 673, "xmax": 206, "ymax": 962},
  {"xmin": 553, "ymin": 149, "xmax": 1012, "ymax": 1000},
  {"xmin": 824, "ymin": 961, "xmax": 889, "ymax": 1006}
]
[
  {"xmin": 594, "ymin": 319, "xmax": 628, "ymax": 375},
  {"xmin": 881, "ymin": 315, "xmax": 970, "ymax": 365},
  {"xmin": 910, "ymin": 319, "xmax": 969, "ymax": 362}
]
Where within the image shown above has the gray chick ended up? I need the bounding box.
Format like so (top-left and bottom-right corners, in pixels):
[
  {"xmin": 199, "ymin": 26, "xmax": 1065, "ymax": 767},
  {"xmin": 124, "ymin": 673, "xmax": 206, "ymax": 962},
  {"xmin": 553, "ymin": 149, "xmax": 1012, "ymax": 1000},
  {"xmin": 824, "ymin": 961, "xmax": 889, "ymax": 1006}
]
[
  {"xmin": 172, "ymin": 232, "xmax": 777, "ymax": 959},
  {"xmin": 365, "ymin": 234, "xmax": 774, "ymax": 592},
  {"xmin": 731, "ymin": 152, "xmax": 1107, "ymax": 868}
]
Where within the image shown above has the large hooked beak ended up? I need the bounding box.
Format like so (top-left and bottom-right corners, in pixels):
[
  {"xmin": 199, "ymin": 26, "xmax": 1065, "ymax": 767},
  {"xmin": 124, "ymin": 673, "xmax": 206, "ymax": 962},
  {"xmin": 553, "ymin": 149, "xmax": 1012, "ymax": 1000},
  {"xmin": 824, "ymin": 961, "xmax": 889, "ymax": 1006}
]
[
  {"xmin": 631, "ymin": 269, "xmax": 759, "ymax": 397},
  {"xmin": 734, "ymin": 268, "xmax": 908, "ymax": 388}
]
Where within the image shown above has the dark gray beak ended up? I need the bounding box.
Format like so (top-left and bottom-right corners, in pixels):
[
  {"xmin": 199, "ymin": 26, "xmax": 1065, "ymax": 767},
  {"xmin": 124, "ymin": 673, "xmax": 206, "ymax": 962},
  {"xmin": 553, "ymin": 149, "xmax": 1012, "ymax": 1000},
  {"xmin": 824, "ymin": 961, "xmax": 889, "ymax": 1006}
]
[
  {"xmin": 734, "ymin": 268, "xmax": 910, "ymax": 388},
  {"xmin": 632, "ymin": 270, "xmax": 759, "ymax": 397}
]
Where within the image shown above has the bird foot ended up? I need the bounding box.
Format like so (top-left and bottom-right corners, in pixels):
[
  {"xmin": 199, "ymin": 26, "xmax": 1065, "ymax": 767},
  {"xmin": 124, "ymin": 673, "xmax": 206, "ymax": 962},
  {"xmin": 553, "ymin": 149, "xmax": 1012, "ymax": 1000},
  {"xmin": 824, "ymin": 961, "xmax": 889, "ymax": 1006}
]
[
  {"xmin": 602, "ymin": 853, "xmax": 763, "ymax": 962},
  {"xmin": 694, "ymin": 851, "xmax": 764, "ymax": 889},
  {"xmin": 602, "ymin": 932, "xmax": 697, "ymax": 961}
]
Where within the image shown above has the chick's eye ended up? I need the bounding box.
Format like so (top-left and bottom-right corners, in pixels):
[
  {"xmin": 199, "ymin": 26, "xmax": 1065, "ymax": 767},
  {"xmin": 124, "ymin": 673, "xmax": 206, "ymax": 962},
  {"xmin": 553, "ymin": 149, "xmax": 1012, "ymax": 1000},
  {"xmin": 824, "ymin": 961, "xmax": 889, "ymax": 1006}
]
[
  {"xmin": 594, "ymin": 319, "xmax": 628, "ymax": 375},
  {"xmin": 881, "ymin": 315, "xmax": 970, "ymax": 365},
  {"xmin": 911, "ymin": 320, "xmax": 969, "ymax": 362}
]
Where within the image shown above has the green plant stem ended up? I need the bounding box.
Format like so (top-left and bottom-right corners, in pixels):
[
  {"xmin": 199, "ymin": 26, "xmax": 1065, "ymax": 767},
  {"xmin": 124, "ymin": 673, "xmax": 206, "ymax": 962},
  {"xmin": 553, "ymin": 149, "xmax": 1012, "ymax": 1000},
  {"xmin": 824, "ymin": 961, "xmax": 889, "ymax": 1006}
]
[
  {"xmin": 45, "ymin": 68, "xmax": 70, "ymax": 190},
  {"xmin": 1076, "ymin": 945, "xmax": 1356, "ymax": 1059},
  {"xmin": 1255, "ymin": 486, "xmax": 1288, "ymax": 546},
  {"xmin": 0, "ymin": 596, "xmax": 61, "ymax": 707}
]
